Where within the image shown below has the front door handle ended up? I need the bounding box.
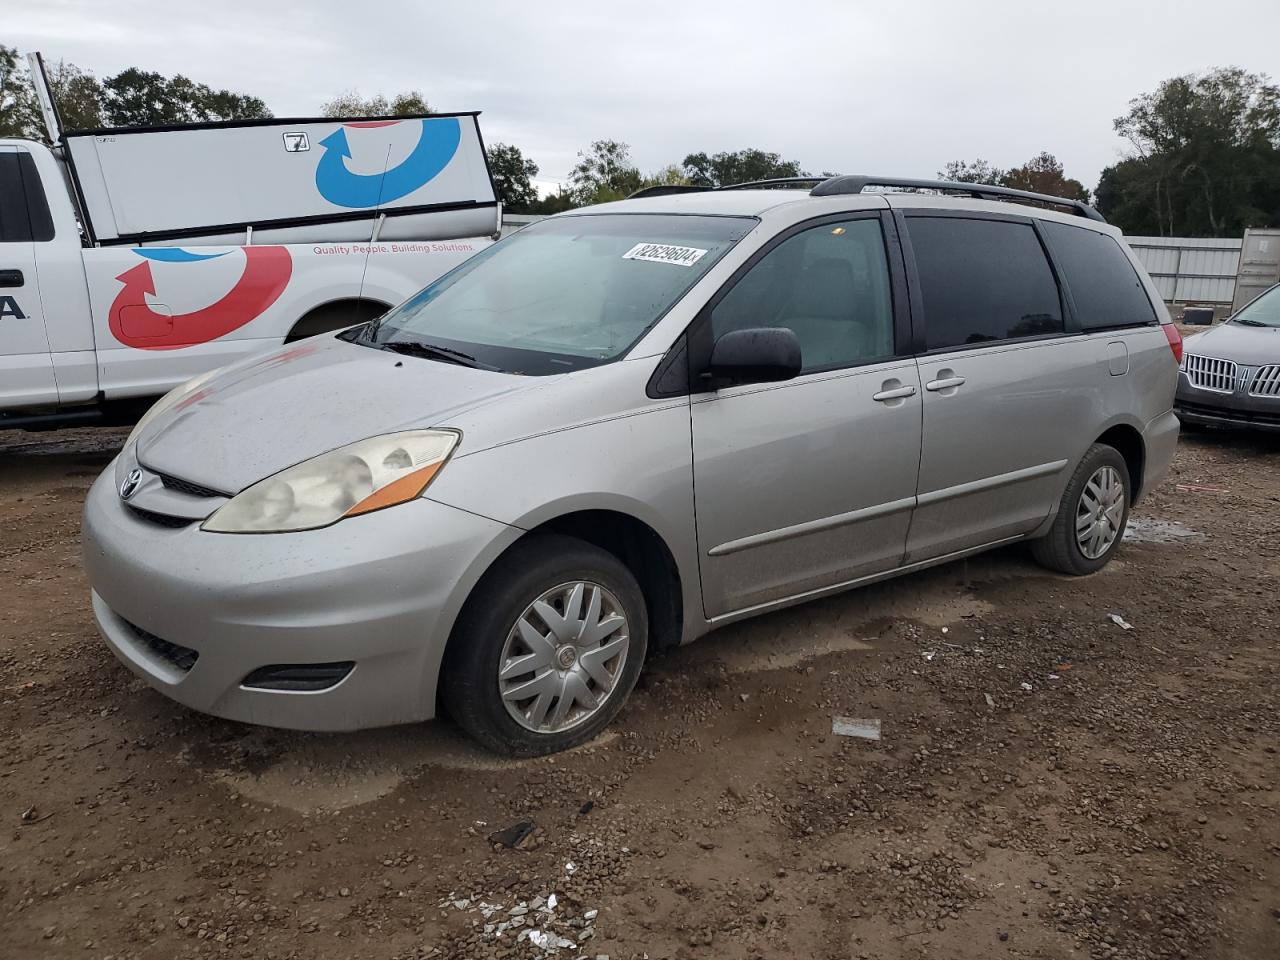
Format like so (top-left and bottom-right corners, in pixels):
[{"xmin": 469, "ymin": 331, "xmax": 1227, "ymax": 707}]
[
  {"xmin": 872, "ymin": 385, "xmax": 917, "ymax": 402},
  {"xmin": 0, "ymin": 269, "xmax": 23, "ymax": 287},
  {"xmin": 925, "ymin": 376, "xmax": 966, "ymax": 392}
]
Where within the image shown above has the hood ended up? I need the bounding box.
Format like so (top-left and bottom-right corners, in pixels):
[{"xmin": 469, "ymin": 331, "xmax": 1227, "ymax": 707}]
[
  {"xmin": 136, "ymin": 335, "xmax": 535, "ymax": 492},
  {"xmin": 1183, "ymin": 322, "xmax": 1280, "ymax": 365}
]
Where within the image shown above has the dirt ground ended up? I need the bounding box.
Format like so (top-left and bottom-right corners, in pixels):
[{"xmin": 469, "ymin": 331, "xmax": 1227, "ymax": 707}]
[{"xmin": 1, "ymin": 425, "xmax": 1277, "ymax": 960}]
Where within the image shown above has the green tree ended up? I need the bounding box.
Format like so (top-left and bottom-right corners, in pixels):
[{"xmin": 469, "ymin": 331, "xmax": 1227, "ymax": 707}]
[
  {"xmin": 641, "ymin": 164, "xmax": 691, "ymax": 189},
  {"xmin": 320, "ymin": 90, "xmax": 432, "ymax": 118},
  {"xmin": 486, "ymin": 142, "xmax": 539, "ymax": 212},
  {"xmin": 568, "ymin": 139, "xmax": 643, "ymax": 205},
  {"xmin": 45, "ymin": 59, "xmax": 104, "ymax": 131},
  {"xmin": 1099, "ymin": 68, "xmax": 1280, "ymax": 236},
  {"xmin": 1001, "ymin": 152, "xmax": 1090, "ymax": 201},
  {"xmin": 528, "ymin": 187, "xmax": 579, "ymax": 215},
  {"xmin": 103, "ymin": 68, "xmax": 270, "ymax": 126},
  {"xmin": 937, "ymin": 158, "xmax": 1005, "ymax": 184},
  {"xmin": 682, "ymin": 148, "xmax": 804, "ymax": 187},
  {"xmin": 0, "ymin": 44, "xmax": 41, "ymax": 139}
]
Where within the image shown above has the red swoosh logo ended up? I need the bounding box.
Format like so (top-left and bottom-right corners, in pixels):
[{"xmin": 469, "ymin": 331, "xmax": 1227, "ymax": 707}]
[{"xmin": 109, "ymin": 246, "xmax": 293, "ymax": 351}]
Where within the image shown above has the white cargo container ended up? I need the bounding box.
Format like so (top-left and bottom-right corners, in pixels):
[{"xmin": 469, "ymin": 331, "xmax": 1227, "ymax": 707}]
[{"xmin": 1, "ymin": 53, "xmax": 499, "ymax": 427}]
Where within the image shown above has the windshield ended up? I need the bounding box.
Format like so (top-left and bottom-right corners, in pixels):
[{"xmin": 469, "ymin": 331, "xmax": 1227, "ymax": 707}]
[
  {"xmin": 1233, "ymin": 285, "xmax": 1280, "ymax": 328},
  {"xmin": 362, "ymin": 213, "xmax": 755, "ymax": 374}
]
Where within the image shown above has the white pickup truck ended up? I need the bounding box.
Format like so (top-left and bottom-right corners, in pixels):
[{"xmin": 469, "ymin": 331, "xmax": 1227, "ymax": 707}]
[{"xmin": 1, "ymin": 56, "xmax": 498, "ymax": 429}]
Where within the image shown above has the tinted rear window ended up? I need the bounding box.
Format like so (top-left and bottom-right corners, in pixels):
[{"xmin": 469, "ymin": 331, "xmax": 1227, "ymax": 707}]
[
  {"xmin": 908, "ymin": 217, "xmax": 1063, "ymax": 350},
  {"xmin": 0, "ymin": 152, "xmax": 55, "ymax": 243},
  {"xmin": 1042, "ymin": 222, "xmax": 1157, "ymax": 330}
]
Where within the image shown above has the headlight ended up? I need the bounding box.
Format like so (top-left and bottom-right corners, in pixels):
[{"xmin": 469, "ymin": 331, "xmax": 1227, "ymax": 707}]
[
  {"xmin": 125, "ymin": 367, "xmax": 222, "ymax": 449},
  {"xmin": 202, "ymin": 430, "xmax": 459, "ymax": 533}
]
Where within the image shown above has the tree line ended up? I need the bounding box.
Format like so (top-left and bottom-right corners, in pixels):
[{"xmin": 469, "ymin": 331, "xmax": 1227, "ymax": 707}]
[{"xmin": 3, "ymin": 44, "xmax": 1277, "ymax": 237}]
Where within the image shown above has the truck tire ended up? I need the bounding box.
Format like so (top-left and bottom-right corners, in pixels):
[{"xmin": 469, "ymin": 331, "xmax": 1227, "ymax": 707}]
[{"xmin": 285, "ymin": 300, "xmax": 387, "ymax": 342}]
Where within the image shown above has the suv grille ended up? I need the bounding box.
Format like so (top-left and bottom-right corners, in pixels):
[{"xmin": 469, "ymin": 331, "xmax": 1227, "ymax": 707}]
[
  {"xmin": 1183, "ymin": 354, "xmax": 1237, "ymax": 393},
  {"xmin": 1249, "ymin": 365, "xmax": 1280, "ymax": 398},
  {"xmin": 157, "ymin": 472, "xmax": 226, "ymax": 499},
  {"xmin": 123, "ymin": 620, "xmax": 199, "ymax": 672}
]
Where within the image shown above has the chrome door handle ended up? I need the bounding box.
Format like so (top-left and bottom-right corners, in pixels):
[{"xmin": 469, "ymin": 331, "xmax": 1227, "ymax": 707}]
[
  {"xmin": 925, "ymin": 376, "xmax": 966, "ymax": 392},
  {"xmin": 872, "ymin": 385, "xmax": 917, "ymax": 402}
]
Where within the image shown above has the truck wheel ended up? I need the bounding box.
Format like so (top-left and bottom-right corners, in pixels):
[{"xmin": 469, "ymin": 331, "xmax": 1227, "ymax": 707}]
[
  {"xmin": 441, "ymin": 534, "xmax": 648, "ymax": 756},
  {"xmin": 1030, "ymin": 443, "xmax": 1131, "ymax": 576},
  {"xmin": 285, "ymin": 300, "xmax": 387, "ymax": 342}
]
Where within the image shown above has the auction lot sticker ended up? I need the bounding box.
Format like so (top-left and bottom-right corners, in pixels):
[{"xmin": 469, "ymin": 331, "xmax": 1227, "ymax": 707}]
[{"xmin": 622, "ymin": 242, "xmax": 708, "ymax": 266}]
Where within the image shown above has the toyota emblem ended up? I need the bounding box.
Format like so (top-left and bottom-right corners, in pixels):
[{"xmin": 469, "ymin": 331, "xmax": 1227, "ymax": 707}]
[{"xmin": 119, "ymin": 468, "xmax": 144, "ymax": 500}]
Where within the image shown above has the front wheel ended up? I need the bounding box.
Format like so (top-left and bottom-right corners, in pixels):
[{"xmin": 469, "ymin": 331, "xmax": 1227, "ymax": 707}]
[
  {"xmin": 441, "ymin": 534, "xmax": 648, "ymax": 756},
  {"xmin": 1030, "ymin": 443, "xmax": 1131, "ymax": 576}
]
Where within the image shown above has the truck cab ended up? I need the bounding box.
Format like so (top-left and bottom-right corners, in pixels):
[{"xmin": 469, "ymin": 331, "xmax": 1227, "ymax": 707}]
[{"xmin": 0, "ymin": 141, "xmax": 97, "ymax": 415}]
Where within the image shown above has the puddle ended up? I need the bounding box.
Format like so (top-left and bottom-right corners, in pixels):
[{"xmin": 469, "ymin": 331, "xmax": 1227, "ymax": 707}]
[
  {"xmin": 189, "ymin": 727, "xmax": 618, "ymax": 814},
  {"xmin": 1123, "ymin": 517, "xmax": 1202, "ymax": 544}
]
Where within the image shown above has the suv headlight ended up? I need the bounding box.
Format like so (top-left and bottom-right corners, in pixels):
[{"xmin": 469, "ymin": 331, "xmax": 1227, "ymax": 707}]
[{"xmin": 202, "ymin": 430, "xmax": 460, "ymax": 533}]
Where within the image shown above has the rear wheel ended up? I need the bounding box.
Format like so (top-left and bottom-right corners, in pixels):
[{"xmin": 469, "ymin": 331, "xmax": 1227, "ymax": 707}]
[
  {"xmin": 1031, "ymin": 443, "xmax": 1131, "ymax": 575},
  {"xmin": 441, "ymin": 534, "xmax": 647, "ymax": 756}
]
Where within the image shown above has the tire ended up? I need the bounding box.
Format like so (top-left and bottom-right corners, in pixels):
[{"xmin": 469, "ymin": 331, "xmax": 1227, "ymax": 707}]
[
  {"xmin": 1030, "ymin": 443, "xmax": 1131, "ymax": 576},
  {"xmin": 441, "ymin": 534, "xmax": 648, "ymax": 756}
]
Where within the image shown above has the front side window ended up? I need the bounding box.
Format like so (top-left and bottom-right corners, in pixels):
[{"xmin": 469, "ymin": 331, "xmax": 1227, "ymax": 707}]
[
  {"xmin": 1233, "ymin": 284, "xmax": 1280, "ymax": 328},
  {"xmin": 1042, "ymin": 221, "xmax": 1157, "ymax": 330},
  {"xmin": 909, "ymin": 217, "xmax": 1063, "ymax": 350},
  {"xmin": 710, "ymin": 218, "xmax": 895, "ymax": 372},
  {"xmin": 366, "ymin": 214, "xmax": 754, "ymax": 375}
]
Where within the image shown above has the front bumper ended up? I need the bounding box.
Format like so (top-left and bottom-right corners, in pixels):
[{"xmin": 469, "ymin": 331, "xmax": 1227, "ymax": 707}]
[
  {"xmin": 82, "ymin": 463, "xmax": 521, "ymax": 731},
  {"xmin": 1175, "ymin": 372, "xmax": 1280, "ymax": 432}
]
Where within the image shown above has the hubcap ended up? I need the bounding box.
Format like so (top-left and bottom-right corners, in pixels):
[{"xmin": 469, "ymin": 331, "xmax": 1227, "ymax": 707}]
[
  {"xmin": 1076, "ymin": 465, "xmax": 1126, "ymax": 560},
  {"xmin": 498, "ymin": 581, "xmax": 630, "ymax": 734}
]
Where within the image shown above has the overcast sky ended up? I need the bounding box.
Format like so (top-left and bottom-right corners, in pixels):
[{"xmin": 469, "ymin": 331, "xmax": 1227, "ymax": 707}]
[{"xmin": 9, "ymin": 0, "xmax": 1280, "ymax": 195}]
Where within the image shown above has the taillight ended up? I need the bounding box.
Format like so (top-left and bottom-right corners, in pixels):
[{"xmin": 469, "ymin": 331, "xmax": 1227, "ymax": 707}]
[{"xmin": 1162, "ymin": 323, "xmax": 1183, "ymax": 364}]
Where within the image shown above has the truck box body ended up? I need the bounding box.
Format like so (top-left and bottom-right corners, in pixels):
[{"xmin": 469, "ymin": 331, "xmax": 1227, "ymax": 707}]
[
  {"xmin": 1, "ymin": 54, "xmax": 501, "ymax": 424},
  {"xmin": 66, "ymin": 114, "xmax": 499, "ymax": 246}
]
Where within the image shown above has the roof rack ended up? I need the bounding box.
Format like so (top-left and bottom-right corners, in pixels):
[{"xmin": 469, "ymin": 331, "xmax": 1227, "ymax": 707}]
[
  {"xmin": 626, "ymin": 174, "xmax": 1105, "ymax": 223},
  {"xmin": 810, "ymin": 175, "xmax": 1105, "ymax": 222},
  {"xmin": 719, "ymin": 176, "xmax": 827, "ymax": 191}
]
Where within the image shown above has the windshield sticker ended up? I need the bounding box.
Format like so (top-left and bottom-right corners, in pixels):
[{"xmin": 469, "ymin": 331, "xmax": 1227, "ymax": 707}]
[{"xmin": 622, "ymin": 242, "xmax": 709, "ymax": 267}]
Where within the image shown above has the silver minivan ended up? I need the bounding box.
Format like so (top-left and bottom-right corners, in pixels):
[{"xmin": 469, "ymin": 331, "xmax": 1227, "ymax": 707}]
[{"xmin": 83, "ymin": 176, "xmax": 1181, "ymax": 755}]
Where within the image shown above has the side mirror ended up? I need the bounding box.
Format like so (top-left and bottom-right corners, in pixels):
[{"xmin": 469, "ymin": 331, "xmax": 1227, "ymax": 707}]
[{"xmin": 705, "ymin": 327, "xmax": 802, "ymax": 387}]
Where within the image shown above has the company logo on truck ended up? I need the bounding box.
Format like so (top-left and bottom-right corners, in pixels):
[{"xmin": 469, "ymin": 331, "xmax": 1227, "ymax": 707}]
[
  {"xmin": 314, "ymin": 118, "xmax": 461, "ymax": 209},
  {"xmin": 109, "ymin": 247, "xmax": 293, "ymax": 351},
  {"xmin": 0, "ymin": 296, "xmax": 26, "ymax": 321}
]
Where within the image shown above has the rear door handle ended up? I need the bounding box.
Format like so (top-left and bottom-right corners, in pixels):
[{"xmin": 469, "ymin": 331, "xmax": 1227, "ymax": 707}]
[
  {"xmin": 925, "ymin": 376, "xmax": 966, "ymax": 392},
  {"xmin": 872, "ymin": 385, "xmax": 917, "ymax": 402},
  {"xmin": 0, "ymin": 269, "xmax": 23, "ymax": 287}
]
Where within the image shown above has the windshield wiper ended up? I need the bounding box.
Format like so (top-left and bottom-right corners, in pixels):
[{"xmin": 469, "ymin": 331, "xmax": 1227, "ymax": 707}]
[
  {"xmin": 1232, "ymin": 317, "xmax": 1267, "ymax": 327},
  {"xmin": 380, "ymin": 339, "xmax": 500, "ymax": 371}
]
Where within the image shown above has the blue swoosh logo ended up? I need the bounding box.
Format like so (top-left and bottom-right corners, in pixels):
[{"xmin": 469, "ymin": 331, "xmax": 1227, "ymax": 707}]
[
  {"xmin": 314, "ymin": 118, "xmax": 462, "ymax": 209},
  {"xmin": 135, "ymin": 248, "xmax": 230, "ymax": 263}
]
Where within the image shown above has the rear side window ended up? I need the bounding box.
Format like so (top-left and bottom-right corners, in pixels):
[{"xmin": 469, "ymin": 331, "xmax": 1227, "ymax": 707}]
[
  {"xmin": 0, "ymin": 152, "xmax": 55, "ymax": 243},
  {"xmin": 908, "ymin": 217, "xmax": 1063, "ymax": 350},
  {"xmin": 1042, "ymin": 221, "xmax": 1157, "ymax": 330}
]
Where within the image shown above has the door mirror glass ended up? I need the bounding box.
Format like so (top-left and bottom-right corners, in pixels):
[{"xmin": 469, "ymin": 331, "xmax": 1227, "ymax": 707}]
[{"xmin": 706, "ymin": 327, "xmax": 801, "ymax": 387}]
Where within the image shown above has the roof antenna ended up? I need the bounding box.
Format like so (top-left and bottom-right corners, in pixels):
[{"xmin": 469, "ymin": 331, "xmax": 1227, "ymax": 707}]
[{"xmin": 354, "ymin": 138, "xmax": 394, "ymax": 333}]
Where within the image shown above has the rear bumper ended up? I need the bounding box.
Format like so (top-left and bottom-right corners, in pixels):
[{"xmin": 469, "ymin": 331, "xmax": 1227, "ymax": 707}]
[{"xmin": 82, "ymin": 462, "xmax": 521, "ymax": 731}]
